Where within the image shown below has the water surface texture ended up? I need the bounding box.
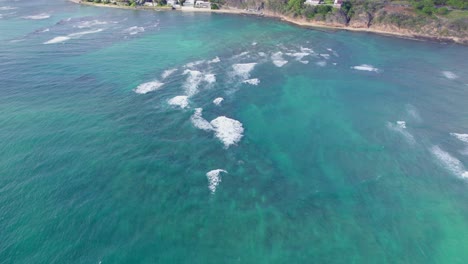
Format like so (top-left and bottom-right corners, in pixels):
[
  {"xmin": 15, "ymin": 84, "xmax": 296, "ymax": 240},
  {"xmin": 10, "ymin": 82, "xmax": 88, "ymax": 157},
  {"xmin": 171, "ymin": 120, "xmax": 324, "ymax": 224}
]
[{"xmin": 1, "ymin": 1, "xmax": 468, "ymax": 263}]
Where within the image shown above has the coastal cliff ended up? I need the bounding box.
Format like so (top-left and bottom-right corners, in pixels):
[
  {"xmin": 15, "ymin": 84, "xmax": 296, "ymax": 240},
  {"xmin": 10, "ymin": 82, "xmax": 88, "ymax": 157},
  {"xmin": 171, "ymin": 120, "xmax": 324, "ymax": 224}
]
[{"xmin": 74, "ymin": 0, "xmax": 468, "ymax": 44}]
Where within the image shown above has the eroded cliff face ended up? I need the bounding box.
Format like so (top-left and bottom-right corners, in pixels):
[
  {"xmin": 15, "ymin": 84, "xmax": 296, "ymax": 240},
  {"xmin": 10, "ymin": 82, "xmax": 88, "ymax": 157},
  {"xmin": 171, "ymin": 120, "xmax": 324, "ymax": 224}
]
[{"xmin": 222, "ymin": 0, "xmax": 467, "ymax": 44}]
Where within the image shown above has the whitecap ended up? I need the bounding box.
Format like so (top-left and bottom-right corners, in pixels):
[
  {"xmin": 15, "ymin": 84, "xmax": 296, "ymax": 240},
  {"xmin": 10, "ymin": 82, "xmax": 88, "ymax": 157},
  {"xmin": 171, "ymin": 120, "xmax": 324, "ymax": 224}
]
[
  {"xmin": 183, "ymin": 70, "xmax": 203, "ymax": 96},
  {"xmin": 191, "ymin": 108, "xmax": 213, "ymax": 131},
  {"xmin": 134, "ymin": 80, "xmax": 164, "ymax": 94},
  {"xmin": 210, "ymin": 116, "xmax": 244, "ymax": 148},
  {"xmin": 442, "ymin": 71, "xmax": 458, "ymax": 80},
  {"xmin": 23, "ymin": 13, "xmax": 50, "ymax": 20},
  {"xmin": 68, "ymin": 29, "xmax": 103, "ymax": 38},
  {"xmin": 258, "ymin": 52, "xmax": 266, "ymax": 57},
  {"xmin": 232, "ymin": 51, "xmax": 249, "ymax": 59},
  {"xmin": 0, "ymin": 6, "xmax": 17, "ymax": 10},
  {"xmin": 76, "ymin": 19, "xmax": 108, "ymax": 29},
  {"xmin": 316, "ymin": 61, "xmax": 327, "ymax": 67},
  {"xmin": 124, "ymin": 26, "xmax": 144, "ymax": 35},
  {"xmin": 168, "ymin": 95, "xmax": 189, "ymax": 109},
  {"xmin": 271, "ymin": 52, "xmax": 288, "ymax": 67},
  {"xmin": 43, "ymin": 36, "xmax": 70, "ymax": 44},
  {"xmin": 300, "ymin": 46, "xmax": 313, "ymax": 53},
  {"xmin": 387, "ymin": 121, "xmax": 415, "ymax": 144},
  {"xmin": 451, "ymin": 133, "xmax": 468, "ymax": 144},
  {"xmin": 285, "ymin": 52, "xmax": 310, "ymax": 61},
  {"xmin": 300, "ymin": 60, "xmax": 309, "ymax": 64},
  {"xmin": 161, "ymin": 68, "xmax": 177, "ymax": 79},
  {"xmin": 320, "ymin": 54, "xmax": 330, "ymax": 59},
  {"xmin": 208, "ymin": 57, "xmax": 220, "ymax": 64},
  {"xmin": 39, "ymin": 28, "xmax": 50, "ymax": 33},
  {"xmin": 351, "ymin": 64, "xmax": 379, "ymax": 72},
  {"xmin": 243, "ymin": 78, "xmax": 260, "ymax": 85},
  {"xmin": 204, "ymin": 73, "xmax": 216, "ymax": 84},
  {"xmin": 184, "ymin": 60, "xmax": 205, "ymax": 68},
  {"xmin": 206, "ymin": 169, "xmax": 227, "ymax": 194},
  {"xmin": 232, "ymin": 63, "xmax": 257, "ymax": 79},
  {"xmin": 430, "ymin": 146, "xmax": 468, "ymax": 179},
  {"xmin": 252, "ymin": 42, "xmax": 257, "ymax": 46},
  {"xmin": 213, "ymin": 97, "xmax": 224, "ymax": 106}
]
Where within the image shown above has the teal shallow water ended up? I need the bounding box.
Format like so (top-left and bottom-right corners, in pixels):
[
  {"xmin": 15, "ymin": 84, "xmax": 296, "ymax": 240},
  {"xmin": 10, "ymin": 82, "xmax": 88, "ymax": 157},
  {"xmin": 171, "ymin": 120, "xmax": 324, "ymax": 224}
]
[{"xmin": 1, "ymin": 1, "xmax": 468, "ymax": 263}]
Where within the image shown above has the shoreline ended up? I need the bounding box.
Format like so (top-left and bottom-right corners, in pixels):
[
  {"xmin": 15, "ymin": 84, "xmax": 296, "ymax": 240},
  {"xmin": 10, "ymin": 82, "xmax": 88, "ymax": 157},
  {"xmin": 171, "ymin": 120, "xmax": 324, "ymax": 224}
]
[{"xmin": 69, "ymin": 0, "xmax": 466, "ymax": 45}]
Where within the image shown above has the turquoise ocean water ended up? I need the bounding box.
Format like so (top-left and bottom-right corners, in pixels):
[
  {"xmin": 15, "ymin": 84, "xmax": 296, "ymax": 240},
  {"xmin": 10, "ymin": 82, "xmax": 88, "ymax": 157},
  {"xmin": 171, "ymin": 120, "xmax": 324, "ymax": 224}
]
[{"xmin": 1, "ymin": 1, "xmax": 468, "ymax": 263}]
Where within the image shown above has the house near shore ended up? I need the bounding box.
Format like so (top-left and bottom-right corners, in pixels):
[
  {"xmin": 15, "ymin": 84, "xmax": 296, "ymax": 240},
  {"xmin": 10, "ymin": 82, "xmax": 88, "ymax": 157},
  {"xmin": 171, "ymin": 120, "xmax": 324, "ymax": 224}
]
[
  {"xmin": 305, "ymin": 0, "xmax": 322, "ymax": 5},
  {"xmin": 184, "ymin": 0, "xmax": 195, "ymax": 6},
  {"xmin": 195, "ymin": 1, "xmax": 210, "ymax": 8}
]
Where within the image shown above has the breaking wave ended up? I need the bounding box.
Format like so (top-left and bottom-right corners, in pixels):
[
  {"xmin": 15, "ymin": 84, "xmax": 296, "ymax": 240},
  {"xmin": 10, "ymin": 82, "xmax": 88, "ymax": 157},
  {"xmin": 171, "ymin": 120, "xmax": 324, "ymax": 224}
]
[
  {"xmin": 191, "ymin": 108, "xmax": 213, "ymax": 131},
  {"xmin": 208, "ymin": 57, "xmax": 220, "ymax": 64},
  {"xmin": 124, "ymin": 26, "xmax": 144, "ymax": 35},
  {"xmin": 0, "ymin": 6, "xmax": 17, "ymax": 10},
  {"xmin": 23, "ymin": 13, "xmax": 50, "ymax": 20},
  {"xmin": 442, "ymin": 71, "xmax": 458, "ymax": 80},
  {"xmin": 351, "ymin": 64, "xmax": 380, "ymax": 72},
  {"xmin": 243, "ymin": 78, "xmax": 260, "ymax": 85},
  {"xmin": 210, "ymin": 116, "xmax": 244, "ymax": 148},
  {"xmin": 76, "ymin": 19, "xmax": 108, "ymax": 29},
  {"xmin": 213, "ymin": 97, "xmax": 224, "ymax": 106},
  {"xmin": 206, "ymin": 169, "xmax": 227, "ymax": 194},
  {"xmin": 431, "ymin": 146, "xmax": 468, "ymax": 179},
  {"xmin": 271, "ymin": 52, "xmax": 288, "ymax": 67},
  {"xmin": 168, "ymin": 95, "xmax": 189, "ymax": 109},
  {"xmin": 43, "ymin": 36, "xmax": 70, "ymax": 44},
  {"xmin": 161, "ymin": 68, "xmax": 177, "ymax": 79},
  {"xmin": 451, "ymin": 133, "xmax": 468, "ymax": 144},
  {"xmin": 232, "ymin": 63, "xmax": 257, "ymax": 79},
  {"xmin": 387, "ymin": 121, "xmax": 415, "ymax": 144},
  {"xmin": 134, "ymin": 80, "xmax": 164, "ymax": 94}
]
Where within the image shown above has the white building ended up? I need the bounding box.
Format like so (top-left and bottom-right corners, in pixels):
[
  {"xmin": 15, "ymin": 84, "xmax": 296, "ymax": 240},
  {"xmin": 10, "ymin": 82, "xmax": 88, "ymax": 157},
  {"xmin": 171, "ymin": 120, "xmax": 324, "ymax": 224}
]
[
  {"xmin": 305, "ymin": 0, "xmax": 322, "ymax": 5},
  {"xmin": 195, "ymin": 1, "xmax": 210, "ymax": 8},
  {"xmin": 184, "ymin": 0, "xmax": 195, "ymax": 6}
]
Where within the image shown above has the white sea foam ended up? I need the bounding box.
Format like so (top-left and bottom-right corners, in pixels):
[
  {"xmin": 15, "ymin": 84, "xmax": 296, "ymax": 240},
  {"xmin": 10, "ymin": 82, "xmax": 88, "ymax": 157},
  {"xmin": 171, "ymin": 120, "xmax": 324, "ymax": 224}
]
[
  {"xmin": 258, "ymin": 52, "xmax": 266, "ymax": 57},
  {"xmin": 208, "ymin": 57, "xmax": 220, "ymax": 64},
  {"xmin": 210, "ymin": 116, "xmax": 244, "ymax": 148},
  {"xmin": 76, "ymin": 19, "xmax": 108, "ymax": 28},
  {"xmin": 243, "ymin": 78, "xmax": 260, "ymax": 85},
  {"xmin": 39, "ymin": 28, "xmax": 50, "ymax": 33},
  {"xmin": 271, "ymin": 52, "xmax": 288, "ymax": 67},
  {"xmin": 23, "ymin": 13, "xmax": 50, "ymax": 20},
  {"xmin": 134, "ymin": 80, "xmax": 164, "ymax": 94},
  {"xmin": 191, "ymin": 108, "xmax": 213, "ymax": 131},
  {"xmin": 442, "ymin": 71, "xmax": 458, "ymax": 80},
  {"xmin": 301, "ymin": 47, "xmax": 313, "ymax": 53},
  {"xmin": 68, "ymin": 29, "xmax": 103, "ymax": 38},
  {"xmin": 387, "ymin": 121, "xmax": 415, "ymax": 144},
  {"xmin": 44, "ymin": 36, "xmax": 70, "ymax": 44},
  {"xmin": 451, "ymin": 133, "xmax": 468, "ymax": 144},
  {"xmin": 124, "ymin": 26, "xmax": 144, "ymax": 35},
  {"xmin": 161, "ymin": 68, "xmax": 177, "ymax": 79},
  {"xmin": 431, "ymin": 146, "xmax": 468, "ymax": 179},
  {"xmin": 213, "ymin": 97, "xmax": 224, "ymax": 106},
  {"xmin": 184, "ymin": 60, "xmax": 205, "ymax": 68},
  {"xmin": 316, "ymin": 61, "xmax": 327, "ymax": 67},
  {"xmin": 300, "ymin": 60, "xmax": 309, "ymax": 64},
  {"xmin": 183, "ymin": 70, "xmax": 203, "ymax": 96},
  {"xmin": 0, "ymin": 6, "xmax": 16, "ymax": 10},
  {"xmin": 285, "ymin": 52, "xmax": 310, "ymax": 61},
  {"xmin": 351, "ymin": 64, "xmax": 380, "ymax": 72},
  {"xmin": 232, "ymin": 51, "xmax": 249, "ymax": 59},
  {"xmin": 206, "ymin": 169, "xmax": 227, "ymax": 194},
  {"xmin": 320, "ymin": 54, "xmax": 330, "ymax": 59},
  {"xmin": 204, "ymin": 73, "xmax": 216, "ymax": 84},
  {"xmin": 232, "ymin": 63, "xmax": 257, "ymax": 79},
  {"xmin": 252, "ymin": 42, "xmax": 257, "ymax": 46},
  {"xmin": 168, "ymin": 95, "xmax": 189, "ymax": 109}
]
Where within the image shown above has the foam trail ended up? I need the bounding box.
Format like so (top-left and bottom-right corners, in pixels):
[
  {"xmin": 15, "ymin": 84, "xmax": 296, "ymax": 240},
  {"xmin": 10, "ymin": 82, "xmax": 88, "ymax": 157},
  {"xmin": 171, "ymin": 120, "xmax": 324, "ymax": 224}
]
[
  {"xmin": 168, "ymin": 96, "xmax": 189, "ymax": 109},
  {"xmin": 204, "ymin": 74, "xmax": 216, "ymax": 84},
  {"xmin": 68, "ymin": 29, "xmax": 103, "ymax": 38},
  {"xmin": 431, "ymin": 146, "xmax": 468, "ymax": 179},
  {"xmin": 184, "ymin": 60, "xmax": 205, "ymax": 68},
  {"xmin": 208, "ymin": 57, "xmax": 220, "ymax": 64},
  {"xmin": 271, "ymin": 52, "xmax": 288, "ymax": 67},
  {"xmin": 351, "ymin": 64, "xmax": 380, "ymax": 72},
  {"xmin": 210, "ymin": 116, "xmax": 244, "ymax": 148},
  {"xmin": 76, "ymin": 19, "xmax": 108, "ymax": 29},
  {"xmin": 213, "ymin": 97, "xmax": 224, "ymax": 106},
  {"xmin": 134, "ymin": 80, "xmax": 164, "ymax": 94},
  {"xmin": 451, "ymin": 133, "xmax": 468, "ymax": 144},
  {"xmin": 23, "ymin": 13, "xmax": 50, "ymax": 20},
  {"xmin": 387, "ymin": 121, "xmax": 415, "ymax": 144},
  {"xmin": 285, "ymin": 52, "xmax": 310, "ymax": 61},
  {"xmin": 183, "ymin": 70, "xmax": 203, "ymax": 97},
  {"xmin": 320, "ymin": 54, "xmax": 330, "ymax": 59},
  {"xmin": 206, "ymin": 169, "xmax": 227, "ymax": 194},
  {"xmin": 243, "ymin": 78, "xmax": 260, "ymax": 85},
  {"xmin": 316, "ymin": 61, "xmax": 327, "ymax": 67},
  {"xmin": 191, "ymin": 108, "xmax": 213, "ymax": 131},
  {"xmin": 161, "ymin": 68, "xmax": 177, "ymax": 79},
  {"xmin": 232, "ymin": 63, "xmax": 257, "ymax": 79},
  {"xmin": 124, "ymin": 26, "xmax": 144, "ymax": 35},
  {"xmin": 442, "ymin": 71, "xmax": 458, "ymax": 80},
  {"xmin": 0, "ymin": 6, "xmax": 17, "ymax": 10},
  {"xmin": 44, "ymin": 36, "xmax": 70, "ymax": 44}
]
